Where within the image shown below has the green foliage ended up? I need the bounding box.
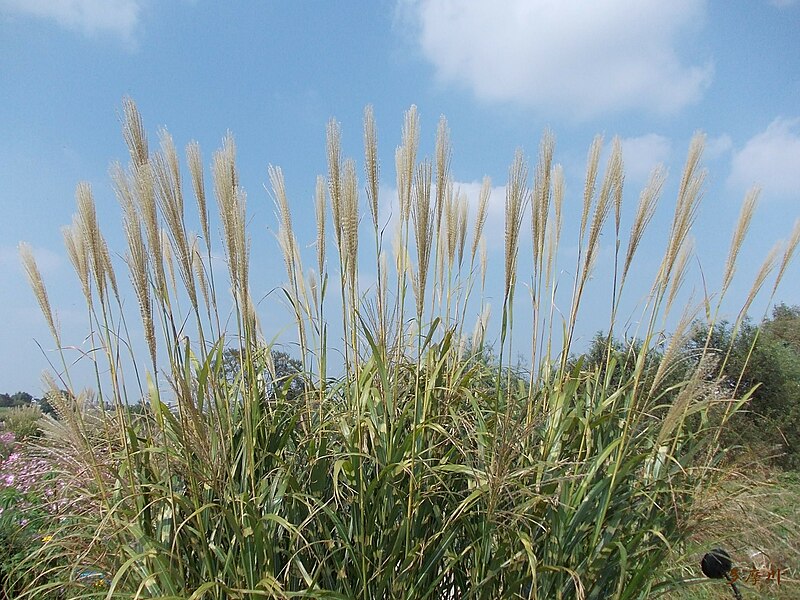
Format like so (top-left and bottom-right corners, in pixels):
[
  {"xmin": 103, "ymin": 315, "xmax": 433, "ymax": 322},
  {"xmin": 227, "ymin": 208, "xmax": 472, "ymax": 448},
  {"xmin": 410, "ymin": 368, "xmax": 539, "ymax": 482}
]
[
  {"xmin": 0, "ymin": 446, "xmax": 66, "ymax": 599},
  {"xmin": 581, "ymin": 303, "xmax": 800, "ymax": 470},
  {"xmin": 222, "ymin": 347, "xmax": 306, "ymax": 401},
  {"xmin": 0, "ymin": 486, "xmax": 35, "ymax": 598},
  {"xmin": 1, "ymin": 406, "xmax": 43, "ymax": 441},
  {"xmin": 17, "ymin": 336, "xmax": 720, "ymax": 599},
  {"xmin": 690, "ymin": 305, "xmax": 800, "ymax": 469},
  {"xmin": 765, "ymin": 303, "xmax": 800, "ymax": 352},
  {"xmin": 0, "ymin": 486, "xmax": 53, "ymax": 599},
  {"xmin": 574, "ymin": 332, "xmax": 666, "ymax": 392},
  {"xmin": 0, "ymin": 392, "xmax": 34, "ymax": 409},
  {"xmin": 0, "ymin": 391, "xmax": 59, "ymax": 418}
]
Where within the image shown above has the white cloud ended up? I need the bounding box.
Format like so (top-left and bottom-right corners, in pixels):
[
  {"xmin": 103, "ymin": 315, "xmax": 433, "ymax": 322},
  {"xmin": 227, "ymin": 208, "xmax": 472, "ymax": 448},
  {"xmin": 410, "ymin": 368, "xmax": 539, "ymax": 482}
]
[
  {"xmin": 704, "ymin": 134, "xmax": 733, "ymax": 161},
  {"xmin": 728, "ymin": 118, "xmax": 800, "ymax": 199},
  {"xmin": 0, "ymin": 0, "xmax": 142, "ymax": 41},
  {"xmin": 620, "ymin": 134, "xmax": 671, "ymax": 182},
  {"xmin": 398, "ymin": 0, "xmax": 713, "ymax": 118},
  {"xmin": 0, "ymin": 244, "xmax": 63, "ymax": 274}
]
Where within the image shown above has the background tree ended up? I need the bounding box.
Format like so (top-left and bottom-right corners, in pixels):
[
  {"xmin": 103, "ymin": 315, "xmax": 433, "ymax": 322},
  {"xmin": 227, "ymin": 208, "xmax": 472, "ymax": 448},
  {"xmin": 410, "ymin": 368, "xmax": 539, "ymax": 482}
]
[
  {"xmin": 222, "ymin": 347, "xmax": 305, "ymax": 401},
  {"xmin": 688, "ymin": 304, "xmax": 800, "ymax": 469},
  {"xmin": 574, "ymin": 332, "xmax": 677, "ymax": 397},
  {"xmin": 0, "ymin": 392, "xmax": 35, "ymax": 409},
  {"xmin": 580, "ymin": 307, "xmax": 800, "ymax": 470}
]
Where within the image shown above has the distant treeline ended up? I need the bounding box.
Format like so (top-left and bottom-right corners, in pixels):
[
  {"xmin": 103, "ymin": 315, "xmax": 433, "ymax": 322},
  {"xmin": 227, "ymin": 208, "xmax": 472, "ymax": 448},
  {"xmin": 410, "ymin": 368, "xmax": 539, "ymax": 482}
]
[
  {"xmin": 0, "ymin": 390, "xmax": 57, "ymax": 416},
  {"xmin": 3, "ymin": 305, "xmax": 799, "ymax": 467},
  {"xmin": 582, "ymin": 302, "xmax": 800, "ymax": 470}
]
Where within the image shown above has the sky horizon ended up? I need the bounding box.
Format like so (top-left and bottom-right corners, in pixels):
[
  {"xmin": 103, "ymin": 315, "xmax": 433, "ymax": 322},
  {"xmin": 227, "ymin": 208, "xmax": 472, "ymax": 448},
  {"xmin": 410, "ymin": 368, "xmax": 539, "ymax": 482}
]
[{"xmin": 1, "ymin": 0, "xmax": 799, "ymax": 395}]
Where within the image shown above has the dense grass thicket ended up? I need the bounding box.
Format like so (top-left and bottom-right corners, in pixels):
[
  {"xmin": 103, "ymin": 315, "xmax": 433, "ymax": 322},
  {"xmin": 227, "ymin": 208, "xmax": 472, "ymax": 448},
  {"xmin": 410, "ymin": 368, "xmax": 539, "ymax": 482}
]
[{"xmin": 9, "ymin": 100, "xmax": 800, "ymax": 598}]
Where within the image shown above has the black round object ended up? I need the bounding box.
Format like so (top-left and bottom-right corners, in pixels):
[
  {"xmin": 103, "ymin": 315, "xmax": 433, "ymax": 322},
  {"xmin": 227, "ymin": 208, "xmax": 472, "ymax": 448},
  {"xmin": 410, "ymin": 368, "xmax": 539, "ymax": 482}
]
[{"xmin": 701, "ymin": 548, "xmax": 733, "ymax": 579}]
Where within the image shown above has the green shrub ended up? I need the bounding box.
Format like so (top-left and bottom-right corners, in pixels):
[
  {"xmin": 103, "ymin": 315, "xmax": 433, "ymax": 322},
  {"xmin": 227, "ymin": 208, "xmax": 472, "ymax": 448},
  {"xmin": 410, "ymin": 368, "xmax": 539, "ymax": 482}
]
[
  {"xmin": 0, "ymin": 448, "xmax": 64, "ymax": 599},
  {"xmin": 1, "ymin": 406, "xmax": 42, "ymax": 441},
  {"xmin": 0, "ymin": 486, "xmax": 48, "ymax": 598},
  {"xmin": 688, "ymin": 309, "xmax": 800, "ymax": 470}
]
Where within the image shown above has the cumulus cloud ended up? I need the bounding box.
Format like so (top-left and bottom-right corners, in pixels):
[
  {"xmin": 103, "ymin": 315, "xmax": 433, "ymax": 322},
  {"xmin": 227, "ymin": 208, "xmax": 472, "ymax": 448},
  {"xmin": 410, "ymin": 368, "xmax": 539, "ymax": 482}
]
[
  {"xmin": 0, "ymin": 0, "xmax": 142, "ymax": 41},
  {"xmin": 398, "ymin": 0, "xmax": 713, "ymax": 118},
  {"xmin": 0, "ymin": 244, "xmax": 63, "ymax": 274},
  {"xmin": 620, "ymin": 134, "xmax": 671, "ymax": 182},
  {"xmin": 704, "ymin": 134, "xmax": 733, "ymax": 160},
  {"xmin": 728, "ymin": 118, "xmax": 800, "ymax": 199}
]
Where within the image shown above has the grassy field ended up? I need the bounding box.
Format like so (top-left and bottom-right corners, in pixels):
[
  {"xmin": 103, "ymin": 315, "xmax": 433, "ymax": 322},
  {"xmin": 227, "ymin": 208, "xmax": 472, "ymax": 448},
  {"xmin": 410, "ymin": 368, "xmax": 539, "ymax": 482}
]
[{"xmin": 661, "ymin": 470, "xmax": 800, "ymax": 600}]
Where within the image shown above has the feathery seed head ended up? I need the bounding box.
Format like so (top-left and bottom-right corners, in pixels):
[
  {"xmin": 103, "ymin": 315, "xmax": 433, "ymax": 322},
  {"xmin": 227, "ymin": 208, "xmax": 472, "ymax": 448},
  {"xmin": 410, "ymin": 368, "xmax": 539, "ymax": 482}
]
[
  {"xmin": 154, "ymin": 130, "xmax": 196, "ymax": 308},
  {"xmin": 364, "ymin": 106, "xmax": 380, "ymax": 229},
  {"xmin": 532, "ymin": 131, "xmax": 555, "ymax": 268},
  {"xmin": 610, "ymin": 138, "xmax": 625, "ymax": 232},
  {"xmin": 435, "ymin": 115, "xmax": 451, "ymax": 233},
  {"xmin": 412, "ymin": 159, "xmax": 433, "ymax": 315},
  {"xmin": 471, "ymin": 176, "xmax": 491, "ymax": 263},
  {"xmin": 161, "ymin": 228, "xmax": 178, "ymax": 299},
  {"xmin": 395, "ymin": 145, "xmax": 411, "ymax": 225},
  {"xmin": 740, "ymin": 242, "xmax": 780, "ymax": 319},
  {"xmin": 124, "ymin": 205, "xmax": 155, "ymax": 367},
  {"xmin": 343, "ymin": 158, "xmax": 360, "ymax": 288},
  {"xmin": 504, "ymin": 149, "xmax": 529, "ymax": 298},
  {"xmin": 457, "ymin": 192, "xmax": 468, "ymax": 268},
  {"xmin": 659, "ymin": 134, "xmax": 706, "ymax": 291},
  {"xmin": 771, "ymin": 218, "xmax": 800, "ymax": 298},
  {"xmin": 397, "ymin": 106, "xmax": 419, "ymax": 227},
  {"xmin": 270, "ymin": 165, "xmax": 305, "ymax": 301},
  {"xmin": 19, "ymin": 242, "xmax": 60, "ymax": 346},
  {"xmin": 122, "ymin": 97, "xmax": 148, "ymax": 167},
  {"xmin": 191, "ymin": 235, "xmax": 211, "ymax": 314},
  {"xmin": 581, "ymin": 136, "xmax": 603, "ymax": 243},
  {"xmin": 721, "ymin": 187, "xmax": 759, "ymax": 298},
  {"xmin": 62, "ymin": 217, "xmax": 92, "ymax": 306},
  {"xmin": 445, "ymin": 184, "xmax": 458, "ymax": 268},
  {"xmin": 76, "ymin": 182, "xmax": 109, "ymax": 301},
  {"xmin": 665, "ymin": 237, "xmax": 694, "ymax": 316},
  {"xmin": 212, "ymin": 133, "xmax": 249, "ymax": 310},
  {"xmin": 100, "ymin": 234, "xmax": 120, "ymax": 302},
  {"xmin": 187, "ymin": 141, "xmax": 210, "ymax": 246},
  {"xmin": 622, "ymin": 165, "xmax": 664, "ymax": 287},
  {"xmin": 315, "ymin": 174, "xmax": 327, "ymax": 276},
  {"xmin": 327, "ymin": 119, "xmax": 344, "ymax": 250},
  {"xmin": 547, "ymin": 164, "xmax": 565, "ymax": 280},
  {"xmin": 583, "ymin": 139, "xmax": 622, "ymax": 278}
]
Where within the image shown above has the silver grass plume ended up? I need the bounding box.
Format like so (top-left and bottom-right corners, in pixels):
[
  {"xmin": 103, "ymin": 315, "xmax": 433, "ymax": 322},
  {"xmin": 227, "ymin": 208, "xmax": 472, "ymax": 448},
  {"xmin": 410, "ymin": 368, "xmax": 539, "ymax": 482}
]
[
  {"xmin": 19, "ymin": 242, "xmax": 60, "ymax": 347},
  {"xmin": 504, "ymin": 150, "xmax": 529, "ymax": 301},
  {"xmin": 186, "ymin": 141, "xmax": 211, "ymax": 248},
  {"xmin": 154, "ymin": 130, "xmax": 197, "ymax": 311},
  {"xmin": 471, "ymin": 177, "xmax": 491, "ymax": 264},
  {"xmin": 364, "ymin": 105, "xmax": 380, "ymax": 230},
  {"xmin": 412, "ymin": 159, "xmax": 434, "ymax": 318}
]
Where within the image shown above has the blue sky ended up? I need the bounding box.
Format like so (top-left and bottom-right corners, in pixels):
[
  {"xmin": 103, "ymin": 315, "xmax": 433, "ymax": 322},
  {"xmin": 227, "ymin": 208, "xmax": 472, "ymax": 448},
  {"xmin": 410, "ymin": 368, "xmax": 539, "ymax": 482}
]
[{"xmin": 1, "ymin": 0, "xmax": 799, "ymax": 395}]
